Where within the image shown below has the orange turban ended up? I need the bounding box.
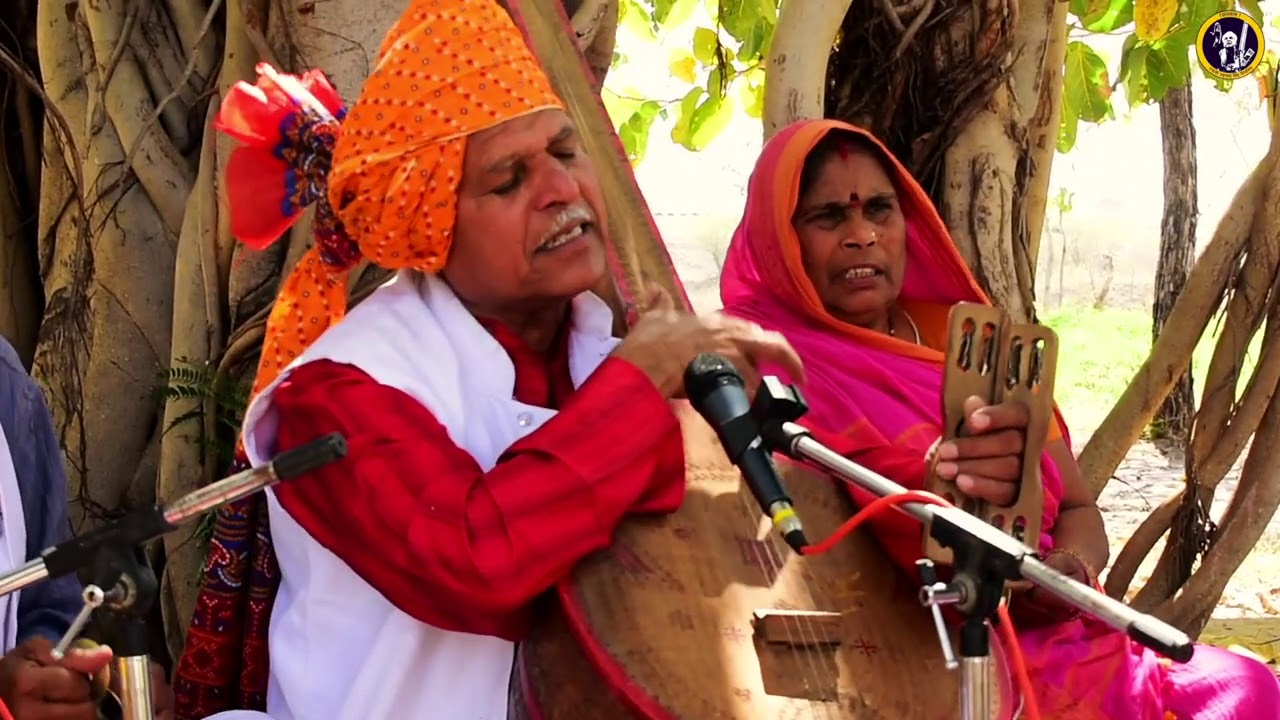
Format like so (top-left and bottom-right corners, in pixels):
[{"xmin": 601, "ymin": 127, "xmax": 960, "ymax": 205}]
[{"xmin": 216, "ymin": 0, "xmax": 563, "ymax": 398}]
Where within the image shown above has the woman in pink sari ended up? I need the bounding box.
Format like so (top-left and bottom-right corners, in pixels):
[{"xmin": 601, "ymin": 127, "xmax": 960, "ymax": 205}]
[{"xmin": 720, "ymin": 117, "xmax": 1280, "ymax": 719}]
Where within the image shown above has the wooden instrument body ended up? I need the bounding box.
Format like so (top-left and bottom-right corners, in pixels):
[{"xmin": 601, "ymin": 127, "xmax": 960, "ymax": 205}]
[
  {"xmin": 511, "ymin": 403, "xmax": 1014, "ymax": 720},
  {"xmin": 496, "ymin": 2, "xmax": 1018, "ymax": 717},
  {"xmin": 924, "ymin": 303, "xmax": 1059, "ymax": 565}
]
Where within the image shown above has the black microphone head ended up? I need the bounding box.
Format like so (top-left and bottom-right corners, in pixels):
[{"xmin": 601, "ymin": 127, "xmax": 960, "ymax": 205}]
[{"xmin": 683, "ymin": 352, "xmax": 745, "ymax": 403}]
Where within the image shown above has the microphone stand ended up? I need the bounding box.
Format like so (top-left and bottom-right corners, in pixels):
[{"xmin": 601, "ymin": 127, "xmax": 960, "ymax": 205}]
[
  {"xmin": 0, "ymin": 433, "xmax": 348, "ymax": 720},
  {"xmin": 748, "ymin": 378, "xmax": 1193, "ymax": 720}
]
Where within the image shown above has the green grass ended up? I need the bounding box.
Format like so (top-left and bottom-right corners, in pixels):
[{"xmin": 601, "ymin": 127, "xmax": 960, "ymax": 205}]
[{"xmin": 1039, "ymin": 305, "xmax": 1264, "ymax": 437}]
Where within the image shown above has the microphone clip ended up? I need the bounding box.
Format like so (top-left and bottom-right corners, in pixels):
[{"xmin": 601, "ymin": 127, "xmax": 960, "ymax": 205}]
[{"xmin": 749, "ymin": 376, "xmax": 810, "ymax": 452}]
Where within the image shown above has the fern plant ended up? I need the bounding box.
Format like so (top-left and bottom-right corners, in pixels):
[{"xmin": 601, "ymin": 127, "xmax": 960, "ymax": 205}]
[{"xmin": 154, "ymin": 358, "xmax": 252, "ymax": 546}]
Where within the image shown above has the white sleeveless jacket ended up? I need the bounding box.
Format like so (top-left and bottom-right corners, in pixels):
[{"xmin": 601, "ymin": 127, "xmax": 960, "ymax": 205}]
[{"xmin": 213, "ymin": 270, "xmax": 621, "ymax": 720}]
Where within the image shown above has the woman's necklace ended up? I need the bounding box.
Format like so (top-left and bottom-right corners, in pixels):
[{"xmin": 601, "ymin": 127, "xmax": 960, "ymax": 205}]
[{"xmin": 887, "ymin": 307, "xmax": 921, "ymax": 344}]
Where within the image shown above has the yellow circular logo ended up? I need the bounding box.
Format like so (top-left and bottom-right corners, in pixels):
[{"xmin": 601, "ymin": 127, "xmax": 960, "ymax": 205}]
[{"xmin": 1197, "ymin": 11, "xmax": 1265, "ymax": 81}]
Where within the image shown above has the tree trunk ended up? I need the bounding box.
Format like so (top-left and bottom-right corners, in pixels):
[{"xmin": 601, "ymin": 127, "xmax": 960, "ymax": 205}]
[
  {"xmin": 1098, "ymin": 74, "xmax": 1280, "ymax": 636},
  {"xmin": 765, "ymin": 0, "xmax": 1067, "ymax": 322},
  {"xmin": 1151, "ymin": 82, "xmax": 1198, "ymax": 441},
  {"xmin": 0, "ymin": 0, "xmax": 43, "ymax": 369},
  {"xmin": 7, "ymin": 0, "xmax": 618, "ymax": 661}
]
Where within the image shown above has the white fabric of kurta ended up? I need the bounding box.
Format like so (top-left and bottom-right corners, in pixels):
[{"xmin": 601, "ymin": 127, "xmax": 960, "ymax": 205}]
[{"xmin": 208, "ymin": 270, "xmax": 619, "ymax": 720}]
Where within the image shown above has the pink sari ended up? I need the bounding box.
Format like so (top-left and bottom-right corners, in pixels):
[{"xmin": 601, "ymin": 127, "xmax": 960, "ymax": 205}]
[{"xmin": 720, "ymin": 118, "xmax": 1279, "ymax": 719}]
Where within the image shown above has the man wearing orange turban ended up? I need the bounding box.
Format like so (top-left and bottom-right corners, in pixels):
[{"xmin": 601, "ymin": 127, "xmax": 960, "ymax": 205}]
[{"xmin": 173, "ymin": 1, "xmax": 802, "ymax": 718}]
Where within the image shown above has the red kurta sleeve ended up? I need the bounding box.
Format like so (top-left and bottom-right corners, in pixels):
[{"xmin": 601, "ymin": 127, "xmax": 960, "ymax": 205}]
[{"xmin": 270, "ymin": 356, "xmax": 685, "ymax": 640}]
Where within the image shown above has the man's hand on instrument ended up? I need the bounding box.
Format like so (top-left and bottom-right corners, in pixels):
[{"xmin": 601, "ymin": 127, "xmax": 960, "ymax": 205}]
[
  {"xmin": 0, "ymin": 636, "xmax": 111, "ymax": 720},
  {"xmin": 613, "ymin": 286, "xmax": 806, "ymax": 398},
  {"xmin": 932, "ymin": 395, "xmax": 1029, "ymax": 506}
]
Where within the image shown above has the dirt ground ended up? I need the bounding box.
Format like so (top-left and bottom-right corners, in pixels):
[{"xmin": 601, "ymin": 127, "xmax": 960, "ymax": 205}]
[{"xmin": 1090, "ymin": 432, "xmax": 1280, "ymax": 619}]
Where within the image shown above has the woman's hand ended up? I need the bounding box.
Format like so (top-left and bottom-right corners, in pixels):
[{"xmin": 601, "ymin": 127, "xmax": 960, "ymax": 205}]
[
  {"xmin": 1009, "ymin": 548, "xmax": 1096, "ymax": 628},
  {"xmin": 931, "ymin": 395, "xmax": 1030, "ymax": 506}
]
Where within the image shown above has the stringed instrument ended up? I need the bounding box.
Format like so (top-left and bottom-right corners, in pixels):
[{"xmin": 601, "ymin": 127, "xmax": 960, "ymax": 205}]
[
  {"xmin": 923, "ymin": 303, "xmax": 1059, "ymax": 568},
  {"xmin": 501, "ymin": 2, "xmax": 1018, "ymax": 718}
]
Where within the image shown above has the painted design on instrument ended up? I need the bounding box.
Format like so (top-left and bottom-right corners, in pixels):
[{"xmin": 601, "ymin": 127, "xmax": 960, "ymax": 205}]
[
  {"xmin": 851, "ymin": 636, "xmax": 879, "ymax": 657},
  {"xmin": 666, "ymin": 609, "xmax": 694, "ymax": 632},
  {"xmin": 608, "ymin": 543, "xmax": 686, "ymax": 592},
  {"xmin": 671, "ymin": 526, "xmax": 695, "ymax": 541},
  {"xmin": 735, "ymin": 535, "xmax": 783, "ymax": 582},
  {"xmin": 720, "ymin": 625, "xmax": 750, "ymax": 645},
  {"xmin": 826, "ymin": 572, "xmax": 868, "ymax": 612},
  {"xmin": 609, "ymin": 543, "xmax": 653, "ymax": 576}
]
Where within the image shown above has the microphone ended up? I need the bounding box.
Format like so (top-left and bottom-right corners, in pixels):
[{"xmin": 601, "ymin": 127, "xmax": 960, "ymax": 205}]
[{"xmin": 683, "ymin": 353, "xmax": 808, "ymax": 553}]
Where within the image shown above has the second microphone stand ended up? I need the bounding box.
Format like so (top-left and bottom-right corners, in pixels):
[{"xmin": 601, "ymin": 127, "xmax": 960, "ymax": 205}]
[
  {"xmin": 748, "ymin": 378, "xmax": 1193, "ymax": 720},
  {"xmin": 52, "ymin": 544, "xmax": 158, "ymax": 720},
  {"xmin": 0, "ymin": 433, "xmax": 350, "ymax": 720}
]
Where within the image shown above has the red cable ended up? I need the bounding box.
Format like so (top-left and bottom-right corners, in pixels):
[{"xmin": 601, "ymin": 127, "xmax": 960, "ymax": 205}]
[
  {"xmin": 799, "ymin": 489, "xmax": 1042, "ymax": 720},
  {"xmin": 0, "ymin": 699, "xmax": 14, "ymax": 720}
]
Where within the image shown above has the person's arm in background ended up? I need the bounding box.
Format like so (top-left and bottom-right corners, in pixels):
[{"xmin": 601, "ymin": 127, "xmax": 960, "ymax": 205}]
[{"xmin": 0, "ymin": 341, "xmax": 83, "ymax": 643}]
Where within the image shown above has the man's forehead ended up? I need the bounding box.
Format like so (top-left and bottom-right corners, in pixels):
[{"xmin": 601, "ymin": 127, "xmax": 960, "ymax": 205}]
[{"xmin": 474, "ymin": 113, "xmax": 577, "ymax": 172}]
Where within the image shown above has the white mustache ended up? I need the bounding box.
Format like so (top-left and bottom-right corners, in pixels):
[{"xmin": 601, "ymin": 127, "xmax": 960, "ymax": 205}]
[{"xmin": 538, "ymin": 206, "xmax": 595, "ymax": 247}]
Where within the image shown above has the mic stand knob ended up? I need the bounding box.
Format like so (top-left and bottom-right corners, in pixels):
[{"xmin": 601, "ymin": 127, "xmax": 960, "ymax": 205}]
[
  {"xmin": 51, "ymin": 585, "xmax": 107, "ymax": 659},
  {"xmin": 917, "ymin": 559, "xmax": 960, "ymax": 670}
]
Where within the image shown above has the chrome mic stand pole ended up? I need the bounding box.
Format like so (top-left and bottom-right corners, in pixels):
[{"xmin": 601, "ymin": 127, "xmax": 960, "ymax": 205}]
[{"xmin": 0, "ymin": 433, "xmax": 350, "ymax": 720}]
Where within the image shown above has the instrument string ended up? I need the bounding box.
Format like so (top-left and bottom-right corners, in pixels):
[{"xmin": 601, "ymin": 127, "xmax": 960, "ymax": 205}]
[
  {"xmin": 799, "ymin": 489, "xmax": 1042, "ymax": 720},
  {"xmin": 730, "ymin": 474, "xmax": 832, "ymax": 720}
]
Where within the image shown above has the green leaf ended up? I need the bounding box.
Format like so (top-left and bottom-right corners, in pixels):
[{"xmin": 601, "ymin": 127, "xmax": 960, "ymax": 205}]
[
  {"xmin": 751, "ymin": 0, "xmax": 778, "ymax": 24},
  {"xmin": 1063, "ymin": 41, "xmax": 1114, "ymax": 122},
  {"xmin": 1120, "ymin": 40, "xmax": 1152, "ymax": 102},
  {"xmin": 652, "ymin": 0, "xmax": 676, "ymax": 23},
  {"xmin": 660, "ymin": 0, "xmax": 699, "ymax": 28},
  {"xmin": 1239, "ymin": 0, "xmax": 1264, "ymax": 27},
  {"xmin": 707, "ymin": 64, "xmax": 726, "ymax": 100},
  {"xmin": 1059, "ymin": 41, "xmax": 1114, "ymax": 152},
  {"xmin": 1058, "ymin": 111, "xmax": 1082, "ymax": 154},
  {"xmin": 670, "ymin": 87, "xmax": 706, "ymax": 146},
  {"xmin": 1143, "ymin": 42, "xmax": 1191, "ymax": 101},
  {"xmin": 1135, "ymin": 0, "xmax": 1178, "ymax": 41},
  {"xmin": 669, "ymin": 48, "xmax": 698, "ymax": 83},
  {"xmin": 602, "ymin": 90, "xmax": 643, "ymax": 129},
  {"xmin": 717, "ymin": 0, "xmax": 764, "ymax": 43},
  {"xmin": 737, "ymin": 71, "xmax": 765, "ymax": 118},
  {"xmin": 736, "ymin": 19, "xmax": 770, "ymax": 61},
  {"xmin": 684, "ymin": 94, "xmax": 735, "ymax": 150},
  {"xmin": 1184, "ymin": 0, "xmax": 1230, "ymax": 29},
  {"xmin": 619, "ymin": 0, "xmax": 657, "ymax": 40},
  {"xmin": 1071, "ymin": 0, "xmax": 1135, "ymax": 32},
  {"xmin": 693, "ymin": 26, "xmax": 719, "ymax": 65},
  {"xmin": 619, "ymin": 101, "xmax": 663, "ymax": 165}
]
